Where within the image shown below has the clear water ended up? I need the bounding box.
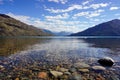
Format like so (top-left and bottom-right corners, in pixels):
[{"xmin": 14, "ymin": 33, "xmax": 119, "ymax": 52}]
[{"xmin": 0, "ymin": 36, "xmax": 120, "ymax": 62}]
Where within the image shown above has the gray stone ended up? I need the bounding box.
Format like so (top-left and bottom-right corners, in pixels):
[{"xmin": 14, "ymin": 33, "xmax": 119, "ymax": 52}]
[
  {"xmin": 59, "ymin": 68, "xmax": 68, "ymax": 72},
  {"xmin": 69, "ymin": 73, "xmax": 82, "ymax": 80},
  {"xmin": 50, "ymin": 71, "xmax": 63, "ymax": 78},
  {"xmin": 74, "ymin": 62, "xmax": 90, "ymax": 69},
  {"xmin": 92, "ymin": 66, "xmax": 106, "ymax": 71},
  {"xmin": 64, "ymin": 72, "xmax": 71, "ymax": 75},
  {"xmin": 69, "ymin": 68, "xmax": 77, "ymax": 73},
  {"xmin": 79, "ymin": 69, "xmax": 89, "ymax": 73},
  {"xmin": 0, "ymin": 65, "xmax": 5, "ymax": 70}
]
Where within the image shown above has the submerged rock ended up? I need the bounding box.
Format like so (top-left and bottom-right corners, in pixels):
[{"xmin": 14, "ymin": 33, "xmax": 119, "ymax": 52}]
[
  {"xmin": 98, "ymin": 57, "xmax": 114, "ymax": 67},
  {"xmin": 59, "ymin": 68, "xmax": 68, "ymax": 72},
  {"xmin": 0, "ymin": 65, "xmax": 5, "ymax": 70},
  {"xmin": 69, "ymin": 73, "xmax": 82, "ymax": 80},
  {"xmin": 69, "ymin": 68, "xmax": 77, "ymax": 73},
  {"xmin": 38, "ymin": 72, "xmax": 47, "ymax": 79},
  {"xmin": 64, "ymin": 72, "xmax": 71, "ymax": 75},
  {"xmin": 74, "ymin": 62, "xmax": 90, "ymax": 69},
  {"xmin": 92, "ymin": 66, "xmax": 106, "ymax": 71},
  {"xmin": 50, "ymin": 71, "xmax": 63, "ymax": 78},
  {"xmin": 79, "ymin": 69, "xmax": 89, "ymax": 73}
]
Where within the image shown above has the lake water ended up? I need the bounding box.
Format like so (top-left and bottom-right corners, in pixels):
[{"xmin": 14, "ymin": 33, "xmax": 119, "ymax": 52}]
[{"xmin": 0, "ymin": 36, "xmax": 120, "ymax": 79}]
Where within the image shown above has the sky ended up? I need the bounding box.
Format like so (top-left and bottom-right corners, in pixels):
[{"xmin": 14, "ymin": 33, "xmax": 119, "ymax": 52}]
[{"xmin": 0, "ymin": 0, "xmax": 120, "ymax": 32}]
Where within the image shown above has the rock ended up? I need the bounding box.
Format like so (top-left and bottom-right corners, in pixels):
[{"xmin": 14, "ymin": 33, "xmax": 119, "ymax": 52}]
[
  {"xmin": 59, "ymin": 68, "xmax": 68, "ymax": 72},
  {"xmin": 69, "ymin": 68, "xmax": 77, "ymax": 73},
  {"xmin": 96, "ymin": 75, "xmax": 105, "ymax": 80},
  {"xmin": 50, "ymin": 71, "xmax": 63, "ymax": 78},
  {"xmin": 64, "ymin": 72, "xmax": 71, "ymax": 75},
  {"xmin": 74, "ymin": 62, "xmax": 90, "ymax": 69},
  {"xmin": 38, "ymin": 72, "xmax": 47, "ymax": 79},
  {"xmin": 0, "ymin": 65, "xmax": 5, "ymax": 70},
  {"xmin": 109, "ymin": 75, "xmax": 120, "ymax": 80},
  {"xmin": 69, "ymin": 73, "xmax": 82, "ymax": 80},
  {"xmin": 79, "ymin": 69, "xmax": 89, "ymax": 73},
  {"xmin": 15, "ymin": 78, "xmax": 20, "ymax": 80},
  {"xmin": 92, "ymin": 66, "xmax": 106, "ymax": 71},
  {"xmin": 98, "ymin": 57, "xmax": 114, "ymax": 67}
]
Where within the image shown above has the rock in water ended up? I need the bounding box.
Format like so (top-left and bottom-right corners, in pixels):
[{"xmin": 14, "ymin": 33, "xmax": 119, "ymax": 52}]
[
  {"xmin": 73, "ymin": 62, "xmax": 90, "ymax": 69},
  {"xmin": 79, "ymin": 69, "xmax": 89, "ymax": 73},
  {"xmin": 50, "ymin": 71, "xmax": 63, "ymax": 78},
  {"xmin": 59, "ymin": 68, "xmax": 68, "ymax": 72},
  {"xmin": 98, "ymin": 57, "xmax": 114, "ymax": 67},
  {"xmin": 69, "ymin": 73, "xmax": 82, "ymax": 80},
  {"xmin": 38, "ymin": 72, "xmax": 47, "ymax": 79},
  {"xmin": 92, "ymin": 66, "xmax": 106, "ymax": 71}
]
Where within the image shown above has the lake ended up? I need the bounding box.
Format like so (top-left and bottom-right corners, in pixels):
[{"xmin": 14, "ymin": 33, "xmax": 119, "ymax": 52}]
[{"xmin": 0, "ymin": 36, "xmax": 120, "ymax": 80}]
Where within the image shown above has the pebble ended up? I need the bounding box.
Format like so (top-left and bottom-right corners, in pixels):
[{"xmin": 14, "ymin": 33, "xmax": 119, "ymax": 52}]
[
  {"xmin": 69, "ymin": 67, "xmax": 77, "ymax": 73},
  {"xmin": 50, "ymin": 71, "xmax": 63, "ymax": 78},
  {"xmin": 74, "ymin": 62, "xmax": 90, "ymax": 69},
  {"xmin": 59, "ymin": 68, "xmax": 68, "ymax": 72},
  {"xmin": 95, "ymin": 75, "xmax": 105, "ymax": 80},
  {"xmin": 15, "ymin": 78, "xmax": 20, "ymax": 80},
  {"xmin": 92, "ymin": 66, "xmax": 106, "ymax": 71},
  {"xmin": 64, "ymin": 72, "xmax": 71, "ymax": 75},
  {"xmin": 79, "ymin": 69, "xmax": 89, "ymax": 73},
  {"xmin": 69, "ymin": 72, "xmax": 82, "ymax": 80},
  {"xmin": 38, "ymin": 72, "xmax": 47, "ymax": 79},
  {"xmin": 0, "ymin": 65, "xmax": 5, "ymax": 70}
]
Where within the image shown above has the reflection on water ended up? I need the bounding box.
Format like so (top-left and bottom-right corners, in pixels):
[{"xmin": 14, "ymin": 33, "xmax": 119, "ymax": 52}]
[
  {"xmin": 0, "ymin": 37, "xmax": 120, "ymax": 79},
  {"xmin": 0, "ymin": 37, "xmax": 49, "ymax": 56},
  {"xmin": 1, "ymin": 37, "xmax": 119, "ymax": 61}
]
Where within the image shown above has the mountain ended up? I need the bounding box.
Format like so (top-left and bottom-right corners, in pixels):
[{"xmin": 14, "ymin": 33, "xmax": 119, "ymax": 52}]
[
  {"xmin": 43, "ymin": 29, "xmax": 72, "ymax": 36},
  {"xmin": 53, "ymin": 31, "xmax": 72, "ymax": 36},
  {"xmin": 42, "ymin": 29, "xmax": 53, "ymax": 35},
  {"xmin": 71, "ymin": 19, "xmax": 120, "ymax": 36},
  {"xmin": 0, "ymin": 14, "xmax": 52, "ymax": 36}
]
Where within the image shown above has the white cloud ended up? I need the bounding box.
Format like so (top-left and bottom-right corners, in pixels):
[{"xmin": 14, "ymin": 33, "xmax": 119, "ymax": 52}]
[
  {"xmin": 82, "ymin": 0, "xmax": 93, "ymax": 5},
  {"xmin": 45, "ymin": 13, "xmax": 69, "ymax": 20},
  {"xmin": 6, "ymin": 12, "xmax": 87, "ymax": 32},
  {"xmin": 110, "ymin": 7, "xmax": 119, "ymax": 10},
  {"xmin": 90, "ymin": 3, "xmax": 109, "ymax": 9},
  {"xmin": 46, "ymin": 4, "xmax": 82, "ymax": 13},
  {"xmin": 46, "ymin": 3, "xmax": 109, "ymax": 13},
  {"xmin": 88, "ymin": 9, "xmax": 104, "ymax": 18},
  {"xmin": 74, "ymin": 9, "xmax": 104, "ymax": 18},
  {"xmin": 7, "ymin": 12, "xmax": 31, "ymax": 24},
  {"xmin": 48, "ymin": 0, "xmax": 68, "ymax": 4}
]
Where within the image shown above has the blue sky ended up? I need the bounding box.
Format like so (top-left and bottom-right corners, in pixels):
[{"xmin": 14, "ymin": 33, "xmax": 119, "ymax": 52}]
[{"xmin": 0, "ymin": 0, "xmax": 120, "ymax": 32}]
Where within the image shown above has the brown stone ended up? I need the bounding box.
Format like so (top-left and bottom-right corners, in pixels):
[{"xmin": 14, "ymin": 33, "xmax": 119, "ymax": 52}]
[
  {"xmin": 15, "ymin": 78, "xmax": 19, "ymax": 80},
  {"xmin": 38, "ymin": 72, "xmax": 47, "ymax": 79}
]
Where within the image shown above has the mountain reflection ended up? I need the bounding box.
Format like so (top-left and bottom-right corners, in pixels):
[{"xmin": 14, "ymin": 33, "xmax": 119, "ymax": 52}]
[
  {"xmin": 0, "ymin": 37, "xmax": 48, "ymax": 56},
  {"xmin": 82, "ymin": 38, "xmax": 120, "ymax": 54},
  {"xmin": 0, "ymin": 37, "xmax": 120, "ymax": 61}
]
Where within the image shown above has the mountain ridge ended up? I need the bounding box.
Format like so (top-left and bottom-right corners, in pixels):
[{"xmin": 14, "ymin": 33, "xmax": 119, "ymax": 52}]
[
  {"xmin": 0, "ymin": 14, "xmax": 52, "ymax": 36},
  {"xmin": 70, "ymin": 19, "xmax": 120, "ymax": 36}
]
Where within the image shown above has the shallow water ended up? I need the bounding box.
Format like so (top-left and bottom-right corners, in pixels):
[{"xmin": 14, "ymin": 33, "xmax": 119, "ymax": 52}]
[{"xmin": 0, "ymin": 36, "xmax": 120, "ymax": 79}]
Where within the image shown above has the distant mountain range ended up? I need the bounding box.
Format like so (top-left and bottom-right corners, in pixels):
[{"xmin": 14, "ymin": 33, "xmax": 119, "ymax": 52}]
[
  {"xmin": 43, "ymin": 29, "xmax": 72, "ymax": 36},
  {"xmin": 71, "ymin": 19, "xmax": 120, "ymax": 36},
  {"xmin": 53, "ymin": 31, "xmax": 72, "ymax": 36},
  {"xmin": 0, "ymin": 14, "xmax": 52, "ymax": 36}
]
